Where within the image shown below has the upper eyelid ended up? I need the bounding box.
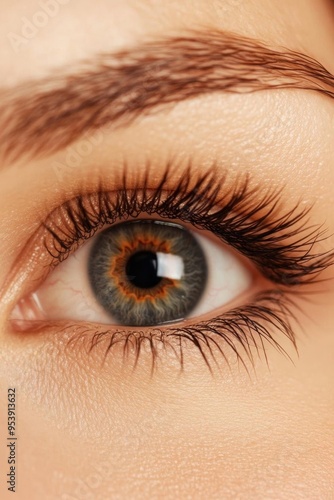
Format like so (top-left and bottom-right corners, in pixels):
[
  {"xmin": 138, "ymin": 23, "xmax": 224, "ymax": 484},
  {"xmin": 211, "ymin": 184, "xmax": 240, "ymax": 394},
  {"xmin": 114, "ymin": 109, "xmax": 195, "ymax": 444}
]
[
  {"xmin": 1, "ymin": 30, "xmax": 334, "ymax": 164},
  {"xmin": 1, "ymin": 164, "xmax": 332, "ymax": 315}
]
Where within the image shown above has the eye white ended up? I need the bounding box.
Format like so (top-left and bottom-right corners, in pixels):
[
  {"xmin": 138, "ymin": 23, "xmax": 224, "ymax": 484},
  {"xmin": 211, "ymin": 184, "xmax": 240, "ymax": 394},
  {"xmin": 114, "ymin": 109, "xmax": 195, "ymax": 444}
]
[{"xmin": 187, "ymin": 231, "xmax": 252, "ymax": 318}]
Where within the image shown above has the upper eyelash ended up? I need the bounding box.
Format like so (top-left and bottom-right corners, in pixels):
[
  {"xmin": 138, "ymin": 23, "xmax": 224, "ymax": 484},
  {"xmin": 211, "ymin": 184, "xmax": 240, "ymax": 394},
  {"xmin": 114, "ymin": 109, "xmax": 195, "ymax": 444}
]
[{"xmin": 43, "ymin": 163, "xmax": 334, "ymax": 286}]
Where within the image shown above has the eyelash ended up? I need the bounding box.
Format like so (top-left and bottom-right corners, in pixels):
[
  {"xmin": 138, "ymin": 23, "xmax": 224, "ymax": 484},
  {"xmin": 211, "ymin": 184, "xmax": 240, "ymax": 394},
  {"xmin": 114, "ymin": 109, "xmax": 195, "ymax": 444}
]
[{"xmin": 40, "ymin": 164, "xmax": 333, "ymax": 371}]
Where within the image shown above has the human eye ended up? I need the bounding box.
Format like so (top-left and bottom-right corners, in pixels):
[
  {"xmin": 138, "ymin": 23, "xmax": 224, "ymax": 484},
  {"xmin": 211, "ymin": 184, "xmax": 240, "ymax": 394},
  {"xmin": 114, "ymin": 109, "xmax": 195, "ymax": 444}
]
[
  {"xmin": 8, "ymin": 164, "xmax": 333, "ymax": 371},
  {"xmin": 17, "ymin": 219, "xmax": 252, "ymax": 326}
]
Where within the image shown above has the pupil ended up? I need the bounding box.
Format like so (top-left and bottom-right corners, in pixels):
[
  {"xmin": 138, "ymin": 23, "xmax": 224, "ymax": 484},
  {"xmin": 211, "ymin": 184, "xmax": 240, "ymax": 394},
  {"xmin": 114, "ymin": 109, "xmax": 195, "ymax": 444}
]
[{"xmin": 125, "ymin": 251, "xmax": 162, "ymax": 289}]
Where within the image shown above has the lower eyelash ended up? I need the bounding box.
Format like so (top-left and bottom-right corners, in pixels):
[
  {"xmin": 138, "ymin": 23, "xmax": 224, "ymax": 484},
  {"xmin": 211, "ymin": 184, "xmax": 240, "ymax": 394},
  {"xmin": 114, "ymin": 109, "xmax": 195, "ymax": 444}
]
[{"xmin": 60, "ymin": 289, "xmax": 299, "ymax": 374}]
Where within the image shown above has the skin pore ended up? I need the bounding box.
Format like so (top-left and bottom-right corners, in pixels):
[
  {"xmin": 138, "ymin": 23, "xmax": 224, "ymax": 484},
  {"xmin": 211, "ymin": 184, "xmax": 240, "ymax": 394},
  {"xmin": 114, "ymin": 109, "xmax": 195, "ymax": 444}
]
[{"xmin": 0, "ymin": 0, "xmax": 334, "ymax": 498}]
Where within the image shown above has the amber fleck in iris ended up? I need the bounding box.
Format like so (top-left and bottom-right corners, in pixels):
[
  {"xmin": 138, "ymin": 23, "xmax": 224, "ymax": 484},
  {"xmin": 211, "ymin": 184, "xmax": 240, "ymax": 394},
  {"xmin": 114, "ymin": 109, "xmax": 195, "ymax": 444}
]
[{"xmin": 109, "ymin": 235, "xmax": 175, "ymax": 302}]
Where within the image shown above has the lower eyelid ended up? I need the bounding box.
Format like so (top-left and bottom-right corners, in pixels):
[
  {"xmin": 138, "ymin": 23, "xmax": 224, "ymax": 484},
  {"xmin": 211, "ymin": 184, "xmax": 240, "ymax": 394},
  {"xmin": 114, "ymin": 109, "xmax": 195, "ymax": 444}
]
[{"xmin": 10, "ymin": 288, "xmax": 298, "ymax": 374}]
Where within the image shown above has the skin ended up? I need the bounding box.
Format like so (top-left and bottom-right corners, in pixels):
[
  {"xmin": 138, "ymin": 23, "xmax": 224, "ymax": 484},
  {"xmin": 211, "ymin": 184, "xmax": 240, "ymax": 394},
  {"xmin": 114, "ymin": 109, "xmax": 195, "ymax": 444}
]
[{"xmin": 0, "ymin": 0, "xmax": 334, "ymax": 498}]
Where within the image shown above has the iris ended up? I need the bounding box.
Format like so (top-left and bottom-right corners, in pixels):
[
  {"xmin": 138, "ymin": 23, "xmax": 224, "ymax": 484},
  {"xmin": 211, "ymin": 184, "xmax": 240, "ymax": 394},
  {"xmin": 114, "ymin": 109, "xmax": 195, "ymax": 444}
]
[{"xmin": 88, "ymin": 220, "xmax": 208, "ymax": 326}]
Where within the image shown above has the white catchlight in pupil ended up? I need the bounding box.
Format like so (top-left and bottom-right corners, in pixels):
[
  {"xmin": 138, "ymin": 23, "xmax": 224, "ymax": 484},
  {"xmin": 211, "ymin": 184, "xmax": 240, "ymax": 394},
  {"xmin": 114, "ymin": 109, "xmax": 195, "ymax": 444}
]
[{"xmin": 156, "ymin": 252, "xmax": 184, "ymax": 280}]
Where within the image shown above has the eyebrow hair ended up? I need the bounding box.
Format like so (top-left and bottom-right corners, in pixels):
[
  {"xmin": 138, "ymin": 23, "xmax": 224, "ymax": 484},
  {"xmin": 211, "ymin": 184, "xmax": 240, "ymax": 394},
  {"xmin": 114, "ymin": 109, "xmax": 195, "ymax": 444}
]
[{"xmin": 1, "ymin": 30, "xmax": 334, "ymax": 163}]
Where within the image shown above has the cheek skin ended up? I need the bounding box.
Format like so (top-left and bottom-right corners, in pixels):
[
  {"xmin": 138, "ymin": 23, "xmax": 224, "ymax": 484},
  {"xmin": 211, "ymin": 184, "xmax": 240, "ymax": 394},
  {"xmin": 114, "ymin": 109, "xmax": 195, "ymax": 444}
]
[{"xmin": 0, "ymin": 316, "xmax": 334, "ymax": 499}]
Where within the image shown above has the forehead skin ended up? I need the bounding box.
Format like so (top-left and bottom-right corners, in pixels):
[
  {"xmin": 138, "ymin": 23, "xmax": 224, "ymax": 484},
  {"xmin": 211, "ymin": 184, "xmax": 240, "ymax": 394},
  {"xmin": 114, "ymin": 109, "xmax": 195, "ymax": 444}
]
[{"xmin": 0, "ymin": 1, "xmax": 334, "ymax": 499}]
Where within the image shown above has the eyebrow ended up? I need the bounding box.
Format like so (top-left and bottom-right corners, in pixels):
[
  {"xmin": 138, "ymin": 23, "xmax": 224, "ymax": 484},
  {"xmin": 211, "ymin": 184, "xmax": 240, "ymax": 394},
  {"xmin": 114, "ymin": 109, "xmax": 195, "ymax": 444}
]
[{"xmin": 1, "ymin": 30, "xmax": 334, "ymax": 163}]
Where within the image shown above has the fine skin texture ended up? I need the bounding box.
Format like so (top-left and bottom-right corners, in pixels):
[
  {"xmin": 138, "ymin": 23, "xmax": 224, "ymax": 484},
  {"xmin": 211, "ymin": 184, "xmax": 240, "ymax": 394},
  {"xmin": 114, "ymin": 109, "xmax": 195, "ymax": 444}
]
[{"xmin": 0, "ymin": 1, "xmax": 334, "ymax": 499}]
